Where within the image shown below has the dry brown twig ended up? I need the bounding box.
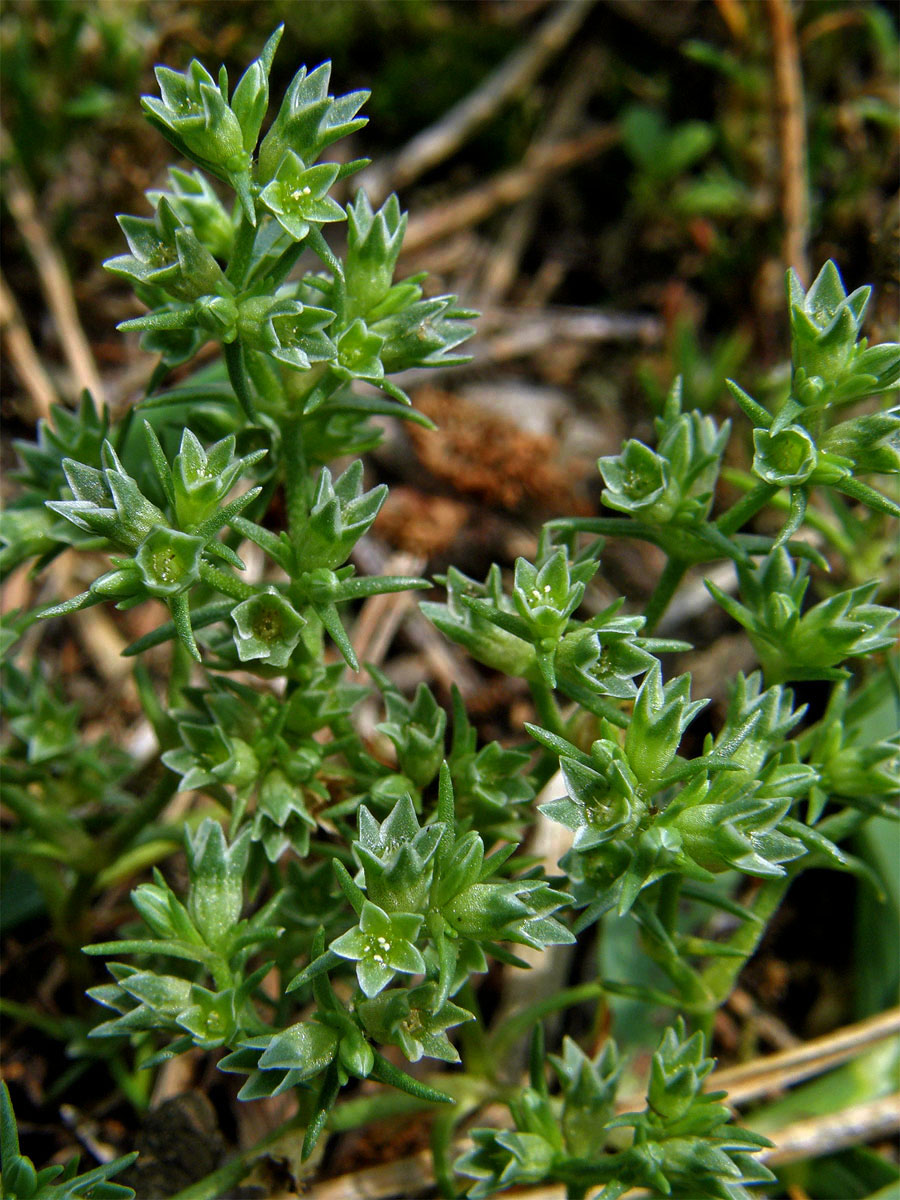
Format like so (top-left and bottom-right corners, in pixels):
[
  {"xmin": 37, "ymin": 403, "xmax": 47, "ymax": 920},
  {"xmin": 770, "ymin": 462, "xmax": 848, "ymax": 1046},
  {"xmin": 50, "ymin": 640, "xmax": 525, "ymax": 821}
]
[
  {"xmin": 477, "ymin": 42, "xmax": 604, "ymax": 306},
  {"xmin": 470, "ymin": 306, "xmax": 662, "ymax": 362},
  {"xmin": 0, "ymin": 268, "xmax": 57, "ymax": 423},
  {"xmin": 765, "ymin": 0, "xmax": 810, "ymax": 283},
  {"xmin": 1, "ymin": 128, "xmax": 104, "ymax": 402},
  {"xmin": 359, "ymin": 0, "xmax": 596, "ymax": 206},
  {"xmin": 765, "ymin": 1093, "xmax": 900, "ymax": 1168},
  {"xmin": 351, "ymin": 540, "xmax": 480, "ymax": 697},
  {"xmin": 710, "ymin": 1004, "xmax": 900, "ymax": 1106},
  {"xmin": 307, "ymin": 1007, "xmax": 900, "ymax": 1200},
  {"xmin": 493, "ymin": 767, "xmax": 576, "ymax": 1076},
  {"xmin": 401, "ymin": 126, "xmax": 619, "ymax": 257},
  {"xmin": 712, "ymin": 0, "xmax": 749, "ymax": 42},
  {"xmin": 725, "ymin": 986, "xmax": 800, "ymax": 1053},
  {"xmin": 350, "ymin": 552, "xmax": 427, "ymax": 682}
]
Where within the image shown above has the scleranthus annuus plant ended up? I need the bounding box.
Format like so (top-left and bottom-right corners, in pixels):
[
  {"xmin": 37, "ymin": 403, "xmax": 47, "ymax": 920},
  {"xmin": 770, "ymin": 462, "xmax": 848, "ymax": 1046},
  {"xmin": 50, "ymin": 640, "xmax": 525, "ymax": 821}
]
[{"xmin": 1, "ymin": 25, "xmax": 898, "ymax": 1200}]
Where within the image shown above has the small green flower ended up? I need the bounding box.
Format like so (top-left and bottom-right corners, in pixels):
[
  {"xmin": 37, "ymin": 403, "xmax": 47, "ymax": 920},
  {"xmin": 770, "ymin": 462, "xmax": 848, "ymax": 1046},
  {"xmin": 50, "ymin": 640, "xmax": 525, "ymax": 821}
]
[
  {"xmin": 513, "ymin": 550, "xmax": 587, "ymax": 642},
  {"xmin": 176, "ymin": 985, "xmax": 239, "ymax": 1048},
  {"xmin": 354, "ymin": 794, "xmax": 444, "ymax": 913},
  {"xmin": 48, "ymin": 442, "xmax": 166, "ymax": 549},
  {"xmin": 373, "ymin": 295, "xmax": 476, "ymax": 372},
  {"xmin": 374, "ymin": 671, "xmax": 447, "ymax": 790},
  {"xmin": 9, "ymin": 680, "xmax": 80, "ymax": 764},
  {"xmin": 598, "ymin": 439, "xmax": 670, "ymax": 516},
  {"xmin": 821, "ymin": 410, "xmax": 900, "ymax": 475},
  {"xmin": 233, "ymin": 295, "xmax": 336, "ymax": 371},
  {"xmin": 231, "ymin": 589, "xmax": 305, "ymax": 668},
  {"xmin": 256, "ymin": 1019, "xmax": 340, "ymax": 1079},
  {"xmin": 357, "ymin": 984, "xmax": 474, "ymax": 1064},
  {"xmin": 540, "ymin": 754, "xmax": 636, "ymax": 851},
  {"xmin": 421, "ymin": 564, "xmax": 537, "ymax": 678},
  {"xmin": 752, "ymin": 425, "xmax": 818, "ymax": 485},
  {"xmin": 556, "ymin": 603, "xmax": 663, "ymax": 700},
  {"xmin": 296, "ymin": 461, "xmax": 387, "ymax": 572},
  {"xmin": 459, "ymin": 1127, "xmax": 557, "ymax": 1199},
  {"xmin": 335, "ymin": 318, "xmax": 386, "ymax": 381},
  {"xmin": 330, "ymin": 900, "xmax": 425, "ymax": 997},
  {"xmin": 258, "ymin": 152, "xmax": 345, "ymax": 241},
  {"xmin": 134, "ymin": 526, "xmax": 204, "ymax": 597},
  {"xmin": 707, "ymin": 549, "xmax": 898, "ymax": 683}
]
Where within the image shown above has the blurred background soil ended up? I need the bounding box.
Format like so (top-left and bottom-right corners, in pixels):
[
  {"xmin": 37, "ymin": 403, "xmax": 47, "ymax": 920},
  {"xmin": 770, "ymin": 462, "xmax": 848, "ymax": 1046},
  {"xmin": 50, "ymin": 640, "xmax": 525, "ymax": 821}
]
[{"xmin": 1, "ymin": 2, "xmax": 898, "ymax": 1196}]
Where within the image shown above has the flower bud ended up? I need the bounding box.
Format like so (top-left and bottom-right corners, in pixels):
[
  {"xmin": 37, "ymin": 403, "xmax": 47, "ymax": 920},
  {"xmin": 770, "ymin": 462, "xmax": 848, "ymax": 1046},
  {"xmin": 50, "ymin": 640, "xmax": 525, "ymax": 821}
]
[
  {"xmin": 134, "ymin": 526, "xmax": 204, "ymax": 597},
  {"xmin": 598, "ymin": 440, "xmax": 673, "ymax": 519},
  {"xmin": 231, "ymin": 589, "xmax": 305, "ymax": 668},
  {"xmin": 752, "ymin": 425, "xmax": 818, "ymax": 485},
  {"xmin": 186, "ymin": 819, "xmax": 251, "ymax": 950}
]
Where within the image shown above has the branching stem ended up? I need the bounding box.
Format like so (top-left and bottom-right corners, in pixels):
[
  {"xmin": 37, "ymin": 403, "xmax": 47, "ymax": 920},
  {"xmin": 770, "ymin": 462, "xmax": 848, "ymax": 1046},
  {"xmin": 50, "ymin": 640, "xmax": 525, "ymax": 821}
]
[
  {"xmin": 199, "ymin": 559, "xmax": 256, "ymax": 601},
  {"xmin": 226, "ymin": 212, "xmax": 258, "ymax": 288},
  {"xmin": 282, "ymin": 415, "xmax": 309, "ymax": 547},
  {"xmin": 716, "ymin": 481, "xmax": 778, "ymax": 537},
  {"xmin": 643, "ymin": 558, "xmax": 687, "ymax": 632},
  {"xmin": 223, "ymin": 340, "xmax": 257, "ymax": 419}
]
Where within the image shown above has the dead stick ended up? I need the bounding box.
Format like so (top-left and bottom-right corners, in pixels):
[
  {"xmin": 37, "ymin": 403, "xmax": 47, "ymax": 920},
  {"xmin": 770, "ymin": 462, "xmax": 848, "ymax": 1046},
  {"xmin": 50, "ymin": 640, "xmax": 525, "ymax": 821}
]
[
  {"xmin": 308, "ymin": 1091, "xmax": 900, "ymax": 1200},
  {"xmin": 471, "ymin": 305, "xmax": 661, "ymax": 360},
  {"xmin": 309, "ymin": 1008, "xmax": 900, "ymax": 1199},
  {"xmin": 709, "ymin": 1005, "xmax": 900, "ymax": 1106},
  {"xmin": 765, "ymin": 0, "xmax": 810, "ymax": 283},
  {"xmin": 360, "ymin": 0, "xmax": 595, "ymax": 204},
  {"xmin": 401, "ymin": 126, "xmax": 618, "ymax": 255},
  {"xmin": 1, "ymin": 128, "xmax": 104, "ymax": 400},
  {"xmin": 763, "ymin": 1092, "xmax": 900, "ymax": 1166},
  {"xmin": 0, "ymin": 269, "xmax": 57, "ymax": 422},
  {"xmin": 351, "ymin": 552, "xmax": 425, "ymax": 679},
  {"xmin": 308, "ymin": 1149, "xmax": 434, "ymax": 1200},
  {"xmin": 479, "ymin": 43, "xmax": 602, "ymax": 304}
]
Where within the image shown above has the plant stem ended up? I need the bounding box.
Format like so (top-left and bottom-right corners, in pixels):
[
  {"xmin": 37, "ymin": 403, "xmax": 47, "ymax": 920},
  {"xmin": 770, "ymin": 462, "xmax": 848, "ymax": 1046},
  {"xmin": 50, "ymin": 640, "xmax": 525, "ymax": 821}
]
[
  {"xmin": 102, "ymin": 771, "xmax": 180, "ymax": 865},
  {"xmin": 716, "ymin": 482, "xmax": 778, "ymax": 537},
  {"xmin": 697, "ymin": 876, "xmax": 790, "ymax": 1040},
  {"xmin": 259, "ymin": 240, "xmax": 305, "ymax": 291},
  {"xmin": 94, "ymin": 838, "xmax": 181, "ymax": 890},
  {"xmin": 722, "ymin": 467, "xmax": 855, "ymax": 556},
  {"xmin": 245, "ymin": 348, "xmax": 287, "ymax": 413},
  {"xmin": 457, "ymin": 981, "xmax": 493, "ymax": 1079},
  {"xmin": 223, "ymin": 340, "xmax": 257, "ymax": 419},
  {"xmin": 1, "ymin": 786, "xmax": 91, "ymax": 859},
  {"xmin": 226, "ymin": 213, "xmax": 258, "ymax": 288},
  {"xmin": 330, "ymin": 1072, "xmax": 491, "ymax": 1133},
  {"xmin": 0, "ymin": 997, "xmax": 82, "ymax": 1040},
  {"xmin": 282, "ymin": 415, "xmax": 309, "ymax": 546},
  {"xmin": 642, "ymin": 558, "xmax": 687, "ymax": 632},
  {"xmin": 656, "ymin": 874, "xmax": 682, "ymax": 935},
  {"xmin": 546, "ymin": 516, "xmax": 663, "ymax": 543},
  {"xmin": 815, "ymin": 807, "xmax": 871, "ymax": 845},
  {"xmin": 529, "ymin": 673, "xmax": 566, "ymax": 735},
  {"xmin": 490, "ymin": 981, "xmax": 606, "ymax": 1058},
  {"xmin": 199, "ymin": 559, "xmax": 256, "ymax": 601},
  {"xmin": 642, "ymin": 933, "xmax": 710, "ymax": 1011}
]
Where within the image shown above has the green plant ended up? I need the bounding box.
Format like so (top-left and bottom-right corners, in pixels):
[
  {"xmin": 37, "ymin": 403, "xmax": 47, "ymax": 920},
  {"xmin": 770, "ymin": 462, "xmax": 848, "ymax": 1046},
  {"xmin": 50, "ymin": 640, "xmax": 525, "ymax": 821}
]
[
  {"xmin": 0, "ymin": 1082, "xmax": 136, "ymax": 1199},
  {"xmin": 2, "ymin": 25, "xmax": 898, "ymax": 1200}
]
